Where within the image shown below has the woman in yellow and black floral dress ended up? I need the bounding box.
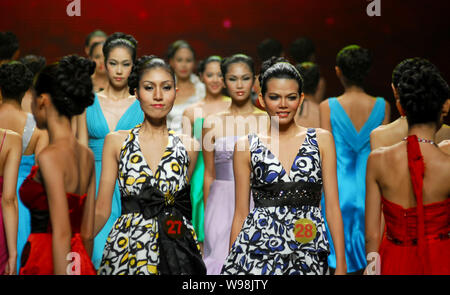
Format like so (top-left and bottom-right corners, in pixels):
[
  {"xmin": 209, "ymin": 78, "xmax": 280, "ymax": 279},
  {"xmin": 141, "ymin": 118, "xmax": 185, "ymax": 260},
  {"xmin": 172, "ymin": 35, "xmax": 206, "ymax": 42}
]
[{"xmin": 94, "ymin": 55, "xmax": 205, "ymax": 275}]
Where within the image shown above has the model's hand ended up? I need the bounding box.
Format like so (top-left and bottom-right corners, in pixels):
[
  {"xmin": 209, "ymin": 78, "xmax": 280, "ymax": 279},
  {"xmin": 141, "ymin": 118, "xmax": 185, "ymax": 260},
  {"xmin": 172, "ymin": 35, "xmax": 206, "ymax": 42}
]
[
  {"xmin": 4, "ymin": 256, "xmax": 17, "ymax": 275},
  {"xmin": 334, "ymin": 265, "xmax": 347, "ymax": 275}
]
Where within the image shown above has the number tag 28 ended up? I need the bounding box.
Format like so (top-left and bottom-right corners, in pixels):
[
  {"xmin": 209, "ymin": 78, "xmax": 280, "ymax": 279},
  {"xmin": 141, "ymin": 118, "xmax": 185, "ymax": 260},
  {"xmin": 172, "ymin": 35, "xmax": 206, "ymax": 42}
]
[
  {"xmin": 162, "ymin": 215, "xmax": 186, "ymax": 239},
  {"xmin": 293, "ymin": 218, "xmax": 317, "ymax": 244}
]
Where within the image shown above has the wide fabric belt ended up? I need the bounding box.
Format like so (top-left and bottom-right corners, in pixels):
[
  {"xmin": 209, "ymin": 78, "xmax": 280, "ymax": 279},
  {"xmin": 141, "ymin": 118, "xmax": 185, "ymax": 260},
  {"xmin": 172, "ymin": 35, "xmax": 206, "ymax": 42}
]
[
  {"xmin": 30, "ymin": 209, "xmax": 51, "ymax": 233},
  {"xmin": 252, "ymin": 181, "xmax": 323, "ymax": 208}
]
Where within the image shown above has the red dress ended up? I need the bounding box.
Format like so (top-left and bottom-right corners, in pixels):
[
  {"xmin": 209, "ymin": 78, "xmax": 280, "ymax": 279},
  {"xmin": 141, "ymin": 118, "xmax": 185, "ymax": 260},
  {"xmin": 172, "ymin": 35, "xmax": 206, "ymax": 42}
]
[
  {"xmin": 19, "ymin": 166, "xmax": 96, "ymax": 275},
  {"xmin": 379, "ymin": 136, "xmax": 450, "ymax": 275}
]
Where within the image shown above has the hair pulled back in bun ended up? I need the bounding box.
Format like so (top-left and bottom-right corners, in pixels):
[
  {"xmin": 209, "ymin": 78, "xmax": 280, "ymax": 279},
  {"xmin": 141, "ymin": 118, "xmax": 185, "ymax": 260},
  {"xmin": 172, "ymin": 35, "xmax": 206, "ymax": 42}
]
[
  {"xmin": 220, "ymin": 53, "xmax": 255, "ymax": 78},
  {"xmin": 19, "ymin": 55, "xmax": 46, "ymax": 78},
  {"xmin": 391, "ymin": 57, "xmax": 437, "ymax": 88},
  {"xmin": 166, "ymin": 40, "xmax": 195, "ymax": 61},
  {"xmin": 34, "ymin": 55, "xmax": 95, "ymax": 118},
  {"xmin": 336, "ymin": 44, "xmax": 372, "ymax": 87},
  {"xmin": 295, "ymin": 62, "xmax": 319, "ymax": 95},
  {"xmin": 0, "ymin": 61, "xmax": 34, "ymax": 102},
  {"xmin": 259, "ymin": 56, "xmax": 303, "ymax": 96},
  {"xmin": 197, "ymin": 55, "xmax": 222, "ymax": 74},
  {"xmin": 128, "ymin": 55, "xmax": 175, "ymax": 95},
  {"xmin": 103, "ymin": 32, "xmax": 138, "ymax": 63},
  {"xmin": 398, "ymin": 66, "xmax": 449, "ymax": 126}
]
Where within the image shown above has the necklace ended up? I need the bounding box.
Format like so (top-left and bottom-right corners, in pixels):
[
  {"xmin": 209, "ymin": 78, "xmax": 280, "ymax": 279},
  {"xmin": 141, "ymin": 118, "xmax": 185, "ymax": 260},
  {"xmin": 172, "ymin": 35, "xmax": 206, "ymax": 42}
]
[{"xmin": 403, "ymin": 136, "xmax": 437, "ymax": 146}]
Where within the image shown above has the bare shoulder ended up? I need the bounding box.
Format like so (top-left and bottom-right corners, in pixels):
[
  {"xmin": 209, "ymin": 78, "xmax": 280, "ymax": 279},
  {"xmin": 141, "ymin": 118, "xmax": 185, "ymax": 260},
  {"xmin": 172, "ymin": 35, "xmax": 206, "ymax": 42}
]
[
  {"xmin": 319, "ymin": 99, "xmax": 330, "ymax": 110},
  {"xmin": 371, "ymin": 122, "xmax": 391, "ymax": 135},
  {"xmin": 35, "ymin": 143, "xmax": 63, "ymax": 170},
  {"xmin": 369, "ymin": 141, "xmax": 402, "ymax": 164},
  {"xmin": 234, "ymin": 135, "xmax": 250, "ymax": 154},
  {"xmin": 4, "ymin": 129, "xmax": 22, "ymax": 145},
  {"xmin": 315, "ymin": 127, "xmax": 333, "ymax": 142},
  {"xmin": 370, "ymin": 123, "xmax": 390, "ymax": 143},
  {"xmin": 105, "ymin": 130, "xmax": 130, "ymax": 148}
]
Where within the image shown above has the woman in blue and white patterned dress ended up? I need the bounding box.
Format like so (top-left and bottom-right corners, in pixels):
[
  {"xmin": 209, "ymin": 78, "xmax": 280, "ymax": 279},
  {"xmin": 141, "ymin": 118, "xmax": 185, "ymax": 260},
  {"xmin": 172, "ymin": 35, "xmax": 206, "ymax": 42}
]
[{"xmin": 221, "ymin": 58, "xmax": 347, "ymax": 275}]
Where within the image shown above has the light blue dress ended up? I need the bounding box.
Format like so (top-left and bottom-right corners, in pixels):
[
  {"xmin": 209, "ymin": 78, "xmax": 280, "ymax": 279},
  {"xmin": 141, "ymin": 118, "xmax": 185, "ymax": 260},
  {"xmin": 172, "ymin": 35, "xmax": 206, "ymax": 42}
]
[
  {"xmin": 321, "ymin": 97, "xmax": 385, "ymax": 273},
  {"xmin": 16, "ymin": 113, "xmax": 36, "ymax": 272},
  {"xmin": 86, "ymin": 94, "xmax": 144, "ymax": 269}
]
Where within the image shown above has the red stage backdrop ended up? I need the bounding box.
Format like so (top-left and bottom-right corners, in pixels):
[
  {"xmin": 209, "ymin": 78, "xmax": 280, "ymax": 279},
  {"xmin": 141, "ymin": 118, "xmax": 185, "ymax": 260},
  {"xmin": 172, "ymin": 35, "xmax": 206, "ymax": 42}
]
[{"xmin": 1, "ymin": 0, "xmax": 449, "ymax": 120}]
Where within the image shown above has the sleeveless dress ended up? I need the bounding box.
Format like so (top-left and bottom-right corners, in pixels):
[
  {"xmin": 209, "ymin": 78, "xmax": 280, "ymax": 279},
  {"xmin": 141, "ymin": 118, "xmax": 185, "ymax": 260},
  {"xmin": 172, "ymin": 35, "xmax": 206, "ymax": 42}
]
[
  {"xmin": 18, "ymin": 166, "xmax": 96, "ymax": 275},
  {"xmin": 16, "ymin": 113, "xmax": 36, "ymax": 273},
  {"xmin": 321, "ymin": 97, "xmax": 385, "ymax": 272},
  {"xmin": 190, "ymin": 117, "xmax": 205, "ymax": 243},
  {"xmin": 86, "ymin": 94, "xmax": 144, "ymax": 269},
  {"xmin": 98, "ymin": 125, "xmax": 205, "ymax": 275},
  {"xmin": 221, "ymin": 129, "xmax": 329, "ymax": 275},
  {"xmin": 0, "ymin": 131, "xmax": 7, "ymax": 274},
  {"xmin": 379, "ymin": 136, "xmax": 450, "ymax": 275},
  {"xmin": 167, "ymin": 74, "xmax": 205, "ymax": 134},
  {"xmin": 203, "ymin": 136, "xmax": 240, "ymax": 275},
  {"xmin": 189, "ymin": 96, "xmax": 232, "ymax": 244}
]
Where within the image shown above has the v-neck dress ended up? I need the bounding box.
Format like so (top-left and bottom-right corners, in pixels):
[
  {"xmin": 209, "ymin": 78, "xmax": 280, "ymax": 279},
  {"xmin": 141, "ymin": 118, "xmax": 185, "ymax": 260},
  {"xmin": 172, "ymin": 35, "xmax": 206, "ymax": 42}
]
[
  {"xmin": 86, "ymin": 94, "xmax": 144, "ymax": 269},
  {"xmin": 321, "ymin": 97, "xmax": 385, "ymax": 273},
  {"xmin": 221, "ymin": 129, "xmax": 330, "ymax": 275},
  {"xmin": 98, "ymin": 125, "xmax": 204, "ymax": 275}
]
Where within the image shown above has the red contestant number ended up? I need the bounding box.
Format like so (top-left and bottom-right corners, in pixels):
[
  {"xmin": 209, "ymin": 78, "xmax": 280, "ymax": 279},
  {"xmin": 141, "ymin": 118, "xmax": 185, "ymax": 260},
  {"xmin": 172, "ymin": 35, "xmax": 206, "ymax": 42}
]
[
  {"xmin": 295, "ymin": 223, "xmax": 313, "ymax": 238},
  {"xmin": 166, "ymin": 219, "xmax": 182, "ymax": 235}
]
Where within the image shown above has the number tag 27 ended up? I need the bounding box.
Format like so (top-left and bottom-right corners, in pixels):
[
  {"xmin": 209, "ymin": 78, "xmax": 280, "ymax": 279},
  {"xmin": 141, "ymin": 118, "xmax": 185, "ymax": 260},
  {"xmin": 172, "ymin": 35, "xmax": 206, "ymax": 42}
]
[
  {"xmin": 293, "ymin": 218, "xmax": 317, "ymax": 244},
  {"xmin": 162, "ymin": 215, "xmax": 186, "ymax": 239}
]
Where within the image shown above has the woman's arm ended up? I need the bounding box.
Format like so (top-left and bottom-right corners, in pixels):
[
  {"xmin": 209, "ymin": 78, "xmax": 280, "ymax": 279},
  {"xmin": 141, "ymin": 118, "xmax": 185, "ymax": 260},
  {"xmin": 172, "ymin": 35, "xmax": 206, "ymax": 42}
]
[
  {"xmin": 202, "ymin": 117, "xmax": 216, "ymax": 207},
  {"xmin": 93, "ymin": 132, "xmax": 121, "ymax": 237},
  {"xmin": 228, "ymin": 136, "xmax": 251, "ymax": 249},
  {"xmin": 38, "ymin": 149, "xmax": 72, "ymax": 275},
  {"xmin": 1, "ymin": 132, "xmax": 21, "ymax": 275},
  {"xmin": 80, "ymin": 150, "xmax": 96, "ymax": 257},
  {"xmin": 319, "ymin": 99, "xmax": 332, "ymax": 132},
  {"xmin": 364, "ymin": 150, "xmax": 383, "ymax": 273},
  {"xmin": 317, "ymin": 129, "xmax": 347, "ymax": 275},
  {"xmin": 76, "ymin": 110, "xmax": 89, "ymax": 147}
]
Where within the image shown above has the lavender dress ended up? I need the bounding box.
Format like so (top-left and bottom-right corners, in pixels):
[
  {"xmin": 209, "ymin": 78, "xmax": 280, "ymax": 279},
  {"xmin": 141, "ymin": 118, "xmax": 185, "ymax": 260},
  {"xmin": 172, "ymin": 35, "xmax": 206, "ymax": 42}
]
[{"xmin": 203, "ymin": 136, "xmax": 254, "ymax": 275}]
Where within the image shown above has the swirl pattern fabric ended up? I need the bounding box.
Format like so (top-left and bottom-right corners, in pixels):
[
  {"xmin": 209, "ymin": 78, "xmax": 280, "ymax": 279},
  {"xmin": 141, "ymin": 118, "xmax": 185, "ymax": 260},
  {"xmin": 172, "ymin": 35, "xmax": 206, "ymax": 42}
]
[{"xmin": 221, "ymin": 129, "xmax": 330, "ymax": 275}]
